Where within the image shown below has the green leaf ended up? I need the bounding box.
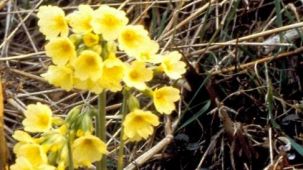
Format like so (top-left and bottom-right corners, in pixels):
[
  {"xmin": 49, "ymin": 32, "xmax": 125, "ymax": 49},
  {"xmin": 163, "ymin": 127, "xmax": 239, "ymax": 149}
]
[
  {"xmin": 287, "ymin": 136, "xmax": 303, "ymax": 156},
  {"xmin": 177, "ymin": 100, "xmax": 211, "ymax": 132}
]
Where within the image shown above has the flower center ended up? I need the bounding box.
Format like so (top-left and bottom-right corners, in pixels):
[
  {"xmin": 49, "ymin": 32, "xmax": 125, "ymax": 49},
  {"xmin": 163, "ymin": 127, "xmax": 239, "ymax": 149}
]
[
  {"xmin": 133, "ymin": 116, "xmax": 144, "ymax": 122},
  {"xmin": 60, "ymin": 42, "xmax": 72, "ymax": 53},
  {"xmin": 155, "ymin": 91, "xmax": 164, "ymax": 100},
  {"xmin": 38, "ymin": 114, "xmax": 50, "ymax": 127},
  {"xmin": 123, "ymin": 31, "xmax": 136, "ymax": 43},
  {"xmin": 104, "ymin": 15, "xmax": 117, "ymax": 27},
  {"xmin": 129, "ymin": 70, "xmax": 140, "ymax": 81},
  {"xmin": 163, "ymin": 60, "xmax": 174, "ymax": 72},
  {"xmin": 83, "ymin": 17, "xmax": 92, "ymax": 30},
  {"xmin": 85, "ymin": 57, "xmax": 96, "ymax": 66},
  {"xmin": 54, "ymin": 15, "xmax": 66, "ymax": 30},
  {"xmin": 83, "ymin": 139, "xmax": 93, "ymax": 146}
]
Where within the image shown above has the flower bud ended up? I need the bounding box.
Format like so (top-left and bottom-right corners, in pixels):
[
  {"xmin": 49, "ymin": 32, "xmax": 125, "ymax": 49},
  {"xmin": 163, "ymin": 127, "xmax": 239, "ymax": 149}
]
[{"xmin": 127, "ymin": 94, "xmax": 140, "ymax": 111}]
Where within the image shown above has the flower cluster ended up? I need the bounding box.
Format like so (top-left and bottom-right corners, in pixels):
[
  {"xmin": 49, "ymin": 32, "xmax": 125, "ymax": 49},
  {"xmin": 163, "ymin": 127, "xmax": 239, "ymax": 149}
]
[
  {"xmin": 10, "ymin": 103, "xmax": 107, "ymax": 169},
  {"xmin": 37, "ymin": 4, "xmax": 186, "ymax": 142},
  {"xmin": 11, "ymin": 3, "xmax": 188, "ymax": 170}
]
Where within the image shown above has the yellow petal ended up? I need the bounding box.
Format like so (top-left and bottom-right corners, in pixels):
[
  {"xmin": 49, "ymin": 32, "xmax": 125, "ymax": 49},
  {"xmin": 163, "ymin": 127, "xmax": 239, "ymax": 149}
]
[
  {"xmin": 118, "ymin": 25, "xmax": 151, "ymax": 57},
  {"xmin": 10, "ymin": 157, "xmax": 33, "ymax": 170},
  {"xmin": 123, "ymin": 61, "xmax": 153, "ymax": 90},
  {"xmin": 67, "ymin": 5, "xmax": 94, "ymax": 33},
  {"xmin": 133, "ymin": 40, "xmax": 160, "ymax": 63},
  {"xmin": 22, "ymin": 102, "xmax": 52, "ymax": 133},
  {"xmin": 74, "ymin": 77, "xmax": 104, "ymax": 94},
  {"xmin": 12, "ymin": 130, "xmax": 34, "ymax": 143},
  {"xmin": 160, "ymin": 51, "xmax": 186, "ymax": 79},
  {"xmin": 15, "ymin": 143, "xmax": 48, "ymax": 167},
  {"xmin": 98, "ymin": 57, "xmax": 125, "ymax": 92},
  {"xmin": 153, "ymin": 86, "xmax": 180, "ymax": 114},
  {"xmin": 45, "ymin": 37, "xmax": 76, "ymax": 66},
  {"xmin": 123, "ymin": 109, "xmax": 159, "ymax": 141},
  {"xmin": 37, "ymin": 5, "xmax": 68, "ymax": 39},
  {"xmin": 92, "ymin": 5, "xmax": 128, "ymax": 41},
  {"xmin": 83, "ymin": 32, "xmax": 99, "ymax": 47},
  {"xmin": 73, "ymin": 50, "xmax": 103, "ymax": 81},
  {"xmin": 72, "ymin": 134, "xmax": 107, "ymax": 168},
  {"xmin": 41, "ymin": 65, "xmax": 74, "ymax": 91}
]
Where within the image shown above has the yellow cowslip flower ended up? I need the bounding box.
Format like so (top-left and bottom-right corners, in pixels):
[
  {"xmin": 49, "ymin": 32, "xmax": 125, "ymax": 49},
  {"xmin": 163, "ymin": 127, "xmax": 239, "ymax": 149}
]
[
  {"xmin": 91, "ymin": 45, "xmax": 102, "ymax": 55},
  {"xmin": 10, "ymin": 157, "xmax": 55, "ymax": 170},
  {"xmin": 22, "ymin": 102, "xmax": 52, "ymax": 133},
  {"xmin": 38, "ymin": 164, "xmax": 56, "ymax": 170},
  {"xmin": 10, "ymin": 157, "xmax": 33, "ymax": 170},
  {"xmin": 47, "ymin": 144, "xmax": 68, "ymax": 170},
  {"xmin": 98, "ymin": 57, "xmax": 125, "ymax": 92},
  {"xmin": 14, "ymin": 143, "xmax": 48, "ymax": 167},
  {"xmin": 12, "ymin": 130, "xmax": 39, "ymax": 156},
  {"xmin": 106, "ymin": 41, "xmax": 118, "ymax": 58},
  {"xmin": 135, "ymin": 40, "xmax": 160, "ymax": 63},
  {"xmin": 123, "ymin": 61, "xmax": 153, "ymax": 90},
  {"xmin": 118, "ymin": 25, "xmax": 151, "ymax": 57},
  {"xmin": 160, "ymin": 51, "xmax": 186, "ymax": 79},
  {"xmin": 76, "ymin": 129, "xmax": 85, "ymax": 137},
  {"xmin": 45, "ymin": 37, "xmax": 76, "ymax": 66},
  {"xmin": 52, "ymin": 116, "xmax": 65, "ymax": 127},
  {"xmin": 13, "ymin": 130, "xmax": 34, "ymax": 143},
  {"xmin": 123, "ymin": 109, "xmax": 159, "ymax": 141},
  {"xmin": 56, "ymin": 124, "xmax": 68, "ymax": 135},
  {"xmin": 57, "ymin": 161, "xmax": 66, "ymax": 170},
  {"xmin": 153, "ymin": 86, "xmax": 180, "ymax": 114},
  {"xmin": 37, "ymin": 5, "xmax": 68, "ymax": 39},
  {"xmin": 67, "ymin": 5, "xmax": 94, "ymax": 33},
  {"xmin": 92, "ymin": 5, "xmax": 128, "ymax": 41},
  {"xmin": 73, "ymin": 50, "xmax": 103, "ymax": 81},
  {"xmin": 59, "ymin": 145, "xmax": 69, "ymax": 164},
  {"xmin": 69, "ymin": 34, "xmax": 82, "ymax": 45},
  {"xmin": 83, "ymin": 32, "xmax": 99, "ymax": 47},
  {"xmin": 74, "ymin": 77, "xmax": 103, "ymax": 94},
  {"xmin": 72, "ymin": 134, "xmax": 108, "ymax": 168},
  {"xmin": 41, "ymin": 65, "xmax": 74, "ymax": 91},
  {"xmin": 41, "ymin": 130, "xmax": 67, "ymax": 154}
]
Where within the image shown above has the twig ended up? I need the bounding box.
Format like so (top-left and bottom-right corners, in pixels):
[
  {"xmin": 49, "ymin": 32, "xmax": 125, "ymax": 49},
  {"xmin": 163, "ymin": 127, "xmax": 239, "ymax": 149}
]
[
  {"xmin": 158, "ymin": 0, "xmax": 218, "ymax": 40},
  {"xmin": 191, "ymin": 21, "xmax": 303, "ymax": 56},
  {"xmin": 125, "ymin": 89, "xmax": 184, "ymax": 170},
  {"xmin": 9, "ymin": 69, "xmax": 46, "ymax": 82},
  {"xmin": 269, "ymin": 127, "xmax": 274, "ymax": 165},
  {"xmin": 7, "ymin": 98, "xmax": 25, "ymax": 113},
  {"xmin": 196, "ymin": 129, "xmax": 224, "ymax": 169},
  {"xmin": 0, "ymin": 0, "xmax": 44, "ymax": 50},
  {"xmin": 208, "ymin": 46, "xmax": 303, "ymax": 75},
  {"xmin": 124, "ymin": 134, "xmax": 174, "ymax": 170},
  {"xmin": 0, "ymin": 51, "xmax": 45, "ymax": 61},
  {"xmin": 174, "ymin": 42, "xmax": 293, "ymax": 48}
]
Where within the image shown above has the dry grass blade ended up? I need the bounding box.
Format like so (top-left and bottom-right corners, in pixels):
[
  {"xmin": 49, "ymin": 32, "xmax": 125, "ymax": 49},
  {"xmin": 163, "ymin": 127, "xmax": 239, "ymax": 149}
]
[
  {"xmin": 208, "ymin": 46, "xmax": 303, "ymax": 75},
  {"xmin": 158, "ymin": 0, "xmax": 217, "ymax": 40},
  {"xmin": 0, "ymin": 51, "xmax": 45, "ymax": 61},
  {"xmin": 191, "ymin": 21, "xmax": 303, "ymax": 56}
]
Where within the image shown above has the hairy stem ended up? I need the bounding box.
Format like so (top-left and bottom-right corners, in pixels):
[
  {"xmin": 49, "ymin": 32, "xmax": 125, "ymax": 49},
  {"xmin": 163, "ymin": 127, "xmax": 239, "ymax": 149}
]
[
  {"xmin": 67, "ymin": 132, "xmax": 74, "ymax": 170},
  {"xmin": 96, "ymin": 91, "xmax": 107, "ymax": 170},
  {"xmin": 117, "ymin": 89, "xmax": 129, "ymax": 170}
]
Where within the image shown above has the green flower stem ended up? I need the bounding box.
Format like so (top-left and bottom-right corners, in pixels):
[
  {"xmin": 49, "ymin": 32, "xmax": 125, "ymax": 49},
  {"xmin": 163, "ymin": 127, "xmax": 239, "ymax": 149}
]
[
  {"xmin": 96, "ymin": 91, "xmax": 107, "ymax": 170},
  {"xmin": 117, "ymin": 89, "xmax": 129, "ymax": 170},
  {"xmin": 67, "ymin": 132, "xmax": 74, "ymax": 170}
]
